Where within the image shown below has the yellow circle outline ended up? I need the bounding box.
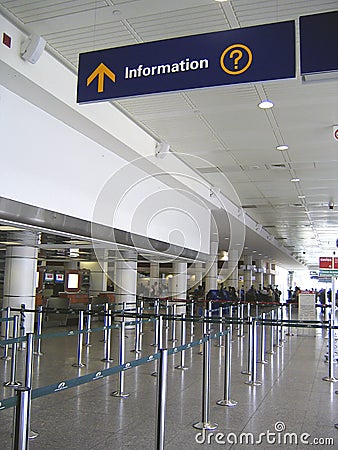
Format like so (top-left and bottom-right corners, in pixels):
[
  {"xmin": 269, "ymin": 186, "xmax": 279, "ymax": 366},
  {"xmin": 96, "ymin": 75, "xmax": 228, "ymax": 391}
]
[{"xmin": 220, "ymin": 44, "xmax": 253, "ymax": 75}]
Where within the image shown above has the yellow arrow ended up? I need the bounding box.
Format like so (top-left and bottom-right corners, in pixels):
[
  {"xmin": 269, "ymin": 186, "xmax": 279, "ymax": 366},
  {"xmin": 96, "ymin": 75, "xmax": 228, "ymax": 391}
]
[{"xmin": 86, "ymin": 63, "xmax": 116, "ymax": 93}]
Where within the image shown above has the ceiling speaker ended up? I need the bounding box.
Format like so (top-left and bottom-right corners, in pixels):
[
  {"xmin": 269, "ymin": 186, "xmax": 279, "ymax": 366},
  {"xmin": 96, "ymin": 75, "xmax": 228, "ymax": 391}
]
[
  {"xmin": 155, "ymin": 142, "xmax": 170, "ymax": 159},
  {"xmin": 21, "ymin": 34, "xmax": 46, "ymax": 64}
]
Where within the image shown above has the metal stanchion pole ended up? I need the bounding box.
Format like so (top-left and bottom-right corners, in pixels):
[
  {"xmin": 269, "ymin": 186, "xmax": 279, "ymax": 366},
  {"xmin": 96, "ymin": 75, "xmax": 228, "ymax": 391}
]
[
  {"xmin": 84, "ymin": 304, "xmax": 92, "ymax": 347},
  {"xmin": 193, "ymin": 334, "xmax": 217, "ymax": 430},
  {"xmin": 101, "ymin": 307, "xmax": 113, "ymax": 363},
  {"xmin": 33, "ymin": 306, "xmax": 44, "ymax": 356},
  {"xmin": 215, "ymin": 306, "xmax": 224, "ymax": 347},
  {"xmin": 131, "ymin": 306, "xmax": 141, "ymax": 354},
  {"xmin": 322, "ymin": 317, "xmax": 338, "ymax": 382},
  {"xmin": 266, "ymin": 310, "xmax": 275, "ymax": 355},
  {"xmin": 238, "ymin": 303, "xmax": 245, "ymax": 337},
  {"xmin": 155, "ymin": 349, "xmax": 168, "ymax": 450},
  {"xmin": 216, "ymin": 328, "xmax": 237, "ymax": 407},
  {"xmin": 151, "ymin": 300, "xmax": 160, "ymax": 347},
  {"xmin": 207, "ymin": 301, "xmax": 212, "ymax": 333},
  {"xmin": 175, "ymin": 314, "xmax": 188, "ymax": 370},
  {"xmin": 198, "ymin": 309, "xmax": 208, "ymax": 355},
  {"xmin": 258, "ymin": 313, "xmax": 268, "ymax": 364},
  {"xmin": 190, "ymin": 300, "xmax": 195, "ymax": 337},
  {"xmin": 139, "ymin": 300, "xmax": 144, "ymax": 335},
  {"xmin": 25, "ymin": 334, "xmax": 39, "ymax": 440},
  {"xmin": 101, "ymin": 303, "xmax": 109, "ymax": 342},
  {"xmin": 169, "ymin": 304, "xmax": 177, "ymax": 342},
  {"xmin": 165, "ymin": 300, "xmax": 170, "ymax": 329},
  {"xmin": 18, "ymin": 304, "xmax": 26, "ymax": 351},
  {"xmin": 247, "ymin": 302, "xmax": 251, "ymax": 319},
  {"xmin": 12, "ymin": 386, "xmax": 31, "ymax": 450},
  {"xmin": 286, "ymin": 304, "xmax": 294, "ymax": 336},
  {"xmin": 245, "ymin": 319, "xmax": 262, "ymax": 386},
  {"xmin": 1, "ymin": 306, "xmax": 11, "ymax": 360},
  {"xmin": 4, "ymin": 315, "xmax": 21, "ymax": 387},
  {"xmin": 112, "ymin": 318, "xmax": 130, "ymax": 397},
  {"xmin": 152, "ymin": 316, "xmax": 163, "ymax": 377},
  {"xmin": 241, "ymin": 317, "xmax": 252, "ymax": 375},
  {"xmin": 72, "ymin": 311, "xmax": 86, "ymax": 368}
]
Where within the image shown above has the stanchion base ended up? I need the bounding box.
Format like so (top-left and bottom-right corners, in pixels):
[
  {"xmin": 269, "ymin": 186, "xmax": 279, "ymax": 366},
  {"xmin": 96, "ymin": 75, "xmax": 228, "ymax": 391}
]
[
  {"xmin": 240, "ymin": 370, "xmax": 251, "ymax": 375},
  {"xmin": 168, "ymin": 339, "xmax": 178, "ymax": 343},
  {"xmin": 175, "ymin": 365, "xmax": 188, "ymax": 370},
  {"xmin": 286, "ymin": 333, "xmax": 294, "ymax": 336},
  {"xmin": 237, "ymin": 334, "xmax": 245, "ymax": 338},
  {"xmin": 198, "ymin": 351, "xmax": 203, "ymax": 355},
  {"xmin": 258, "ymin": 360, "xmax": 268, "ymax": 364},
  {"xmin": 72, "ymin": 363, "xmax": 86, "ymax": 368},
  {"xmin": 29, "ymin": 430, "xmax": 39, "ymax": 439},
  {"xmin": 1, "ymin": 356, "xmax": 11, "ymax": 361},
  {"xmin": 322, "ymin": 376, "xmax": 338, "ymax": 383},
  {"xmin": 215, "ymin": 344, "xmax": 225, "ymax": 348},
  {"xmin": 130, "ymin": 349, "xmax": 141, "ymax": 354},
  {"xmin": 245, "ymin": 380, "xmax": 262, "ymax": 386},
  {"xmin": 216, "ymin": 399, "xmax": 238, "ymax": 407},
  {"xmin": 111, "ymin": 391, "xmax": 130, "ymax": 398},
  {"xmin": 276, "ymin": 344, "xmax": 283, "ymax": 348},
  {"xmin": 101, "ymin": 358, "xmax": 113, "ymax": 363},
  {"xmin": 193, "ymin": 421, "xmax": 218, "ymax": 430},
  {"xmin": 84, "ymin": 344, "xmax": 92, "ymax": 348},
  {"xmin": 33, "ymin": 352, "xmax": 44, "ymax": 356},
  {"xmin": 266, "ymin": 350, "xmax": 275, "ymax": 355},
  {"xmin": 151, "ymin": 371, "xmax": 157, "ymax": 377},
  {"xmin": 149, "ymin": 343, "xmax": 158, "ymax": 347},
  {"xmin": 3, "ymin": 380, "xmax": 21, "ymax": 387}
]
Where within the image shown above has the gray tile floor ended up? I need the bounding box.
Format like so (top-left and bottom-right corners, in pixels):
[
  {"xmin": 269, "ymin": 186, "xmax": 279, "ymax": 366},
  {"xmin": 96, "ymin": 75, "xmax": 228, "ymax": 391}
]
[{"xmin": 0, "ymin": 308, "xmax": 337, "ymax": 449}]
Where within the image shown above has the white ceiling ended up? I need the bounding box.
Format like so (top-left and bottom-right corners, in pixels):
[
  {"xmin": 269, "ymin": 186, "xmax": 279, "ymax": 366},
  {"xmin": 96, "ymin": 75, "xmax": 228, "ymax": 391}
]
[{"xmin": 1, "ymin": 0, "xmax": 337, "ymax": 269}]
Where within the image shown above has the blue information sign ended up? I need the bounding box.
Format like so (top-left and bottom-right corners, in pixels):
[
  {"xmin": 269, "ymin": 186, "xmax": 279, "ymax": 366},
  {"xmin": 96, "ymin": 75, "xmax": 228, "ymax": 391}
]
[
  {"xmin": 300, "ymin": 11, "xmax": 338, "ymax": 76},
  {"xmin": 77, "ymin": 20, "xmax": 295, "ymax": 103}
]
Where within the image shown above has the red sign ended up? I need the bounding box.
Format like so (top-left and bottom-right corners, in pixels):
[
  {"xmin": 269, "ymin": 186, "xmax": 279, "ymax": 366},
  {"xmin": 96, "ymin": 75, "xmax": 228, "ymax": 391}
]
[
  {"xmin": 319, "ymin": 257, "xmax": 333, "ymax": 269},
  {"xmin": 334, "ymin": 257, "xmax": 338, "ymax": 269}
]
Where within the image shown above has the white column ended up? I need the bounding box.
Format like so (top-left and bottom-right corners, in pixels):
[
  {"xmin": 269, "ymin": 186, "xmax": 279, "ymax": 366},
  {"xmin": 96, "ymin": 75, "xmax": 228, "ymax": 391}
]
[
  {"xmin": 227, "ymin": 249, "xmax": 239, "ymax": 290},
  {"xmin": 205, "ymin": 240, "xmax": 218, "ymax": 293},
  {"xmin": 2, "ymin": 231, "xmax": 39, "ymax": 335},
  {"xmin": 264, "ymin": 263, "xmax": 272, "ymax": 287},
  {"xmin": 114, "ymin": 251, "xmax": 137, "ymax": 312},
  {"xmin": 172, "ymin": 261, "xmax": 187, "ymax": 314},
  {"xmin": 243, "ymin": 255, "xmax": 253, "ymax": 291},
  {"xmin": 149, "ymin": 261, "xmax": 160, "ymax": 297}
]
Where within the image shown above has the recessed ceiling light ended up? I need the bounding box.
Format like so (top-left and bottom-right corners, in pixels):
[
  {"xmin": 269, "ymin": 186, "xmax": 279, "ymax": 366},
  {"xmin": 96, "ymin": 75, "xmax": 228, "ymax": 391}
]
[
  {"xmin": 214, "ymin": 0, "xmax": 229, "ymax": 2},
  {"xmin": 258, "ymin": 100, "xmax": 274, "ymax": 109},
  {"xmin": 276, "ymin": 144, "xmax": 289, "ymax": 151},
  {"xmin": 290, "ymin": 178, "xmax": 300, "ymax": 182},
  {"xmin": 298, "ymin": 195, "xmax": 306, "ymax": 199}
]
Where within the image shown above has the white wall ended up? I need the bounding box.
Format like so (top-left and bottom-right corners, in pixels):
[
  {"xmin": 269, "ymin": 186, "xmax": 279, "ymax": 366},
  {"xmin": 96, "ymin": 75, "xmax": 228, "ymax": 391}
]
[{"xmin": 0, "ymin": 85, "xmax": 210, "ymax": 253}]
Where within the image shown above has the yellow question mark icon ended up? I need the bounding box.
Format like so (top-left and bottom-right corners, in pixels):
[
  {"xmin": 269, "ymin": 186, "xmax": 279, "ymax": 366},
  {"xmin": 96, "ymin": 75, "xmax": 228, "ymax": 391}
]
[
  {"xmin": 230, "ymin": 49, "xmax": 243, "ymax": 70},
  {"xmin": 220, "ymin": 44, "xmax": 253, "ymax": 75}
]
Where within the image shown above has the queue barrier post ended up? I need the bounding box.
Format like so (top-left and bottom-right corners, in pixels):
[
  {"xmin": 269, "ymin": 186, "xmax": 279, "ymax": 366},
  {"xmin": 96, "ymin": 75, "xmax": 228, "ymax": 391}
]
[
  {"xmin": 245, "ymin": 319, "xmax": 262, "ymax": 386},
  {"xmin": 258, "ymin": 313, "xmax": 268, "ymax": 364},
  {"xmin": 1, "ymin": 306, "xmax": 11, "ymax": 360},
  {"xmin": 193, "ymin": 334, "xmax": 217, "ymax": 430},
  {"xmin": 175, "ymin": 313, "xmax": 188, "ymax": 370},
  {"xmin": 72, "ymin": 311, "xmax": 86, "ymax": 368},
  {"xmin": 216, "ymin": 327, "xmax": 237, "ymax": 407},
  {"xmin": 190, "ymin": 300, "xmax": 195, "ymax": 337},
  {"xmin": 150, "ymin": 300, "xmax": 160, "ymax": 347},
  {"xmin": 238, "ymin": 304, "xmax": 245, "ymax": 337},
  {"xmin": 155, "ymin": 348, "xmax": 168, "ymax": 450},
  {"xmin": 25, "ymin": 333, "xmax": 39, "ymax": 440},
  {"xmin": 33, "ymin": 306, "xmax": 44, "ymax": 356},
  {"xmin": 101, "ymin": 306, "xmax": 113, "ymax": 363},
  {"xmin": 12, "ymin": 386, "xmax": 31, "ymax": 450},
  {"xmin": 241, "ymin": 316, "xmax": 252, "ymax": 376},
  {"xmin": 152, "ymin": 315, "xmax": 163, "ymax": 377},
  {"xmin": 18, "ymin": 304, "xmax": 26, "ymax": 352},
  {"xmin": 266, "ymin": 310, "xmax": 275, "ymax": 355},
  {"xmin": 131, "ymin": 305, "xmax": 141, "ymax": 354},
  {"xmin": 4, "ymin": 315, "xmax": 21, "ymax": 387},
  {"xmin": 112, "ymin": 318, "xmax": 130, "ymax": 398},
  {"xmin": 322, "ymin": 317, "xmax": 338, "ymax": 383},
  {"xmin": 286, "ymin": 304, "xmax": 294, "ymax": 336},
  {"xmin": 84, "ymin": 304, "xmax": 92, "ymax": 347},
  {"xmin": 215, "ymin": 306, "xmax": 224, "ymax": 348},
  {"xmin": 169, "ymin": 304, "xmax": 177, "ymax": 343}
]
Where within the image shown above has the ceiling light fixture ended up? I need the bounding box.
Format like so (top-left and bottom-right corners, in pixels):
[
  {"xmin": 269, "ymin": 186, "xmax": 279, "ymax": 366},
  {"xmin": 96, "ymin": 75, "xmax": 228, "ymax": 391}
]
[
  {"xmin": 258, "ymin": 100, "xmax": 274, "ymax": 109},
  {"xmin": 276, "ymin": 144, "xmax": 289, "ymax": 151},
  {"xmin": 298, "ymin": 195, "xmax": 306, "ymax": 199},
  {"xmin": 290, "ymin": 178, "xmax": 300, "ymax": 182}
]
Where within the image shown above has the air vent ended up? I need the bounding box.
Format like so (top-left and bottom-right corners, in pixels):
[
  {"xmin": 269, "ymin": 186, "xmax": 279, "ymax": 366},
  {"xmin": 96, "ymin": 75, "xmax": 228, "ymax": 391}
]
[{"xmin": 242, "ymin": 205, "xmax": 257, "ymax": 209}]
